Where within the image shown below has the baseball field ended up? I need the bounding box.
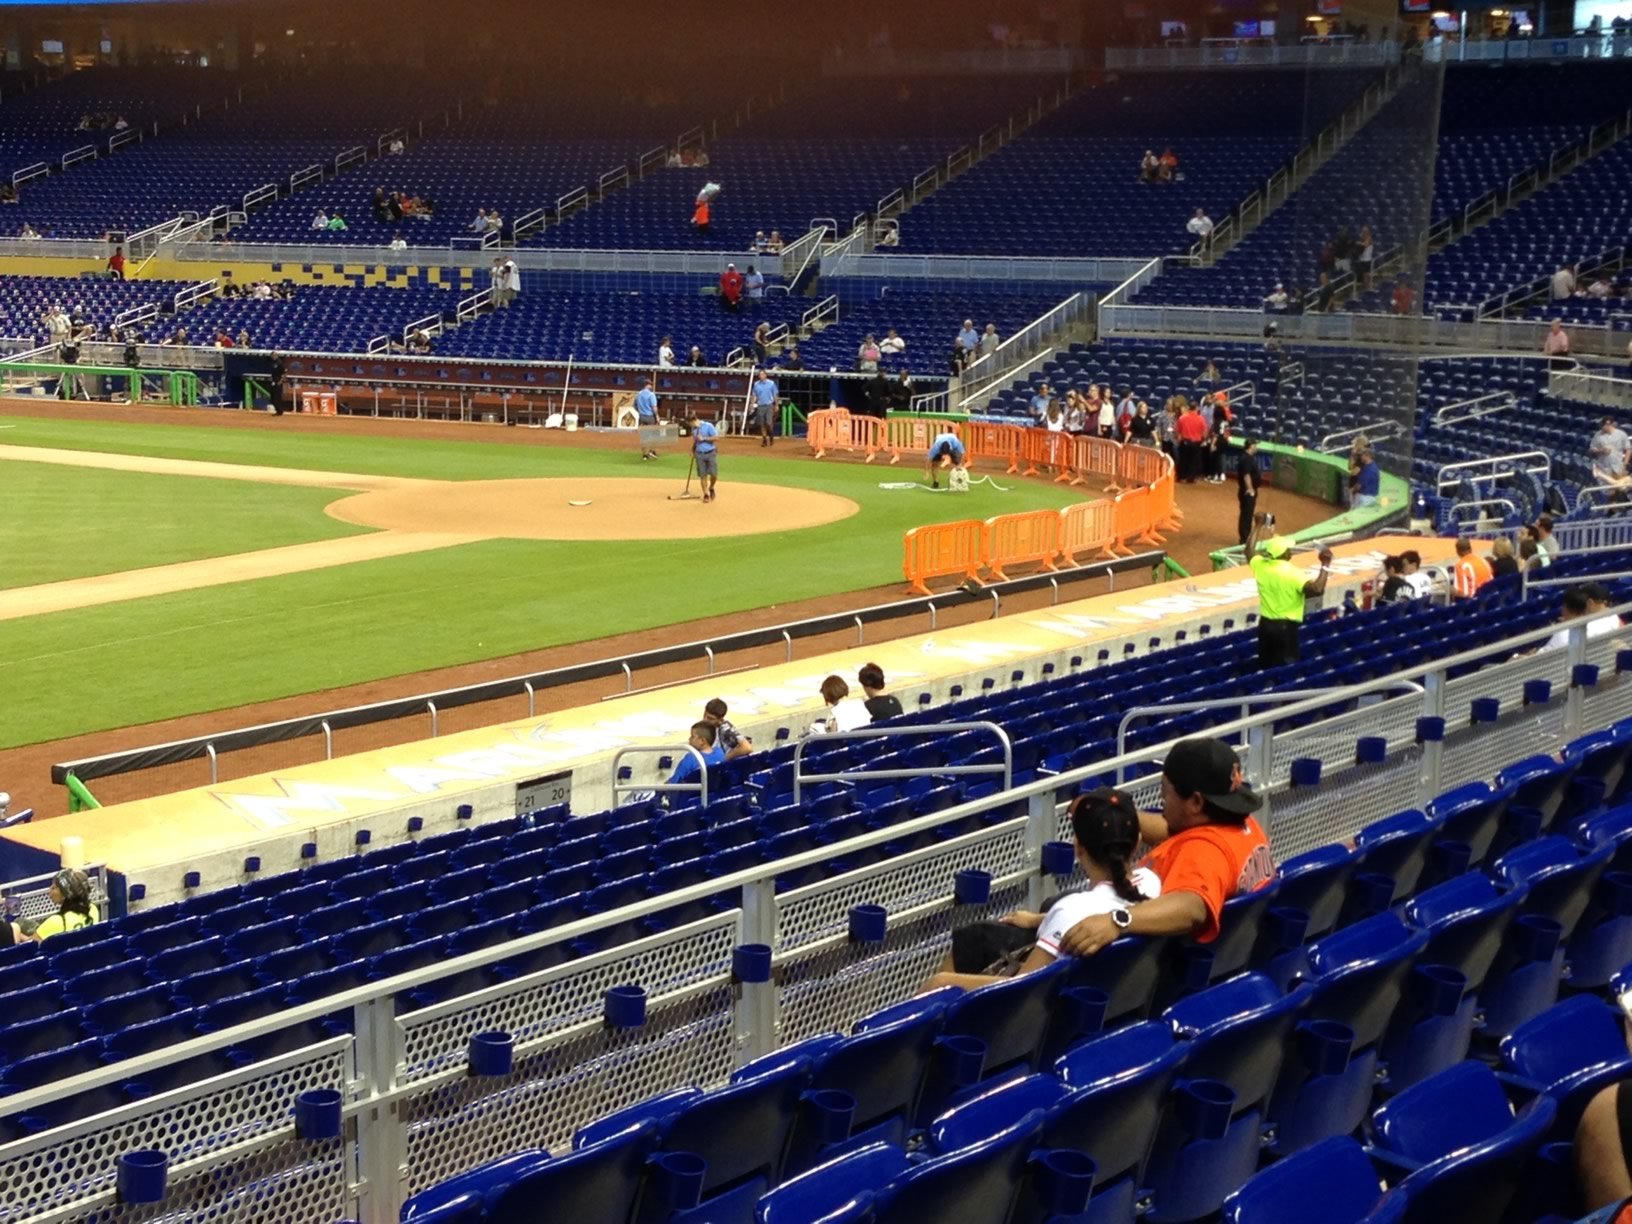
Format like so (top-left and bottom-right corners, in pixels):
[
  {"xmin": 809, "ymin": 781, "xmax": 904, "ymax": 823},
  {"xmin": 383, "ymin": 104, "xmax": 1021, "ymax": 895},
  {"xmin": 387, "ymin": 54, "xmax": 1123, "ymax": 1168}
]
[{"xmin": 0, "ymin": 408, "xmax": 1100, "ymax": 751}]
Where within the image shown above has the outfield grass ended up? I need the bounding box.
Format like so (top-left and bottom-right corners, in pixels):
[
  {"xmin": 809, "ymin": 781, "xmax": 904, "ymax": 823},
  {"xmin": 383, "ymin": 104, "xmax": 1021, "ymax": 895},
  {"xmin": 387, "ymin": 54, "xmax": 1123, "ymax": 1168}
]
[
  {"xmin": 1, "ymin": 415, "xmax": 1087, "ymax": 747},
  {"xmin": 1, "ymin": 460, "xmax": 368, "ymax": 589}
]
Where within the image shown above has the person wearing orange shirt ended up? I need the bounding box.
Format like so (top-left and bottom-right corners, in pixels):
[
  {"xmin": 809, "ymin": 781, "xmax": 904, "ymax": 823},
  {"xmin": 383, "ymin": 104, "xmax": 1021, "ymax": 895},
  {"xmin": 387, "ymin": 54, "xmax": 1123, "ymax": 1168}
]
[
  {"xmin": 1452, "ymin": 536, "xmax": 1494, "ymax": 600},
  {"xmin": 1055, "ymin": 737, "xmax": 1276, "ymax": 956}
]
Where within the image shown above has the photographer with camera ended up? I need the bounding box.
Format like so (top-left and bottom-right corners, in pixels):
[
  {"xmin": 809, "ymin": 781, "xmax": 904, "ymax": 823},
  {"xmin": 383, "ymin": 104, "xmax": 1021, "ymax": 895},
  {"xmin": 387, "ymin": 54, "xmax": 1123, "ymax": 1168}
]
[{"xmin": 1246, "ymin": 513, "xmax": 1333, "ymax": 668}]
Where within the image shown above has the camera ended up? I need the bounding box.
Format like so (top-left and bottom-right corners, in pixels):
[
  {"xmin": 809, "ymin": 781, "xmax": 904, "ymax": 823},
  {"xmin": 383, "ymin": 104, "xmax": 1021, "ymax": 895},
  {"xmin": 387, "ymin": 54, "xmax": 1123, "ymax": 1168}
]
[{"xmin": 1263, "ymin": 512, "xmax": 1275, "ymax": 527}]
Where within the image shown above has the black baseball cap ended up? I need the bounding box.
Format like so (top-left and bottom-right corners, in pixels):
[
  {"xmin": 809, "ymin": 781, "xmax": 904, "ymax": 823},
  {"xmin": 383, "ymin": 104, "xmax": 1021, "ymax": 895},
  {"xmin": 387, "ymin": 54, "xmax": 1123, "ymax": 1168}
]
[
  {"xmin": 1069, "ymin": 786, "xmax": 1140, "ymax": 853},
  {"xmin": 1162, "ymin": 738, "xmax": 1263, "ymax": 816}
]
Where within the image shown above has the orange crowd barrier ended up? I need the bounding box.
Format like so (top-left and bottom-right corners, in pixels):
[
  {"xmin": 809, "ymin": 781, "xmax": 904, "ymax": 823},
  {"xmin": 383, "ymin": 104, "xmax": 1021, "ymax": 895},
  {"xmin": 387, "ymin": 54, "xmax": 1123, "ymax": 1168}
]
[
  {"xmin": 1059, "ymin": 499, "xmax": 1117, "ymax": 564},
  {"xmin": 1118, "ymin": 442, "xmax": 1170, "ymax": 489},
  {"xmin": 903, "ymin": 520, "xmax": 986, "ymax": 596},
  {"xmin": 807, "ymin": 409, "xmax": 884, "ymax": 460},
  {"xmin": 1150, "ymin": 469, "xmax": 1182, "ymax": 532},
  {"xmin": 1111, "ymin": 486, "xmax": 1165, "ymax": 553},
  {"xmin": 985, "ymin": 510, "xmax": 1061, "ymax": 582},
  {"xmin": 1070, "ymin": 436, "xmax": 1125, "ymax": 490},
  {"xmin": 1020, "ymin": 428, "xmax": 1073, "ymax": 480},
  {"xmin": 963, "ymin": 422, "xmax": 1023, "ymax": 473},
  {"xmin": 882, "ymin": 416, "xmax": 957, "ymax": 464}
]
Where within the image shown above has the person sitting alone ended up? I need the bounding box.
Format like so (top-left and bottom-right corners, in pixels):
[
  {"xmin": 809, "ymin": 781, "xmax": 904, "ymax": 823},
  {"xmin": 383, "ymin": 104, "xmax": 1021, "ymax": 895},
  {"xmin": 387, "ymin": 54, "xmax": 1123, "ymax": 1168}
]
[
  {"xmin": 0, "ymin": 868, "xmax": 97, "ymax": 946},
  {"xmin": 857, "ymin": 662, "xmax": 904, "ymax": 721},
  {"xmin": 921, "ymin": 787, "xmax": 1160, "ymax": 990}
]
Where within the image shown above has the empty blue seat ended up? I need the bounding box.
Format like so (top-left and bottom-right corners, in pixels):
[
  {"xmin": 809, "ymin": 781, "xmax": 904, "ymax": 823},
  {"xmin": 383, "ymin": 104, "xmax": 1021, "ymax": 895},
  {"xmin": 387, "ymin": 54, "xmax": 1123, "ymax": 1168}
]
[
  {"xmin": 1224, "ymin": 1136, "xmax": 1405, "ymax": 1224},
  {"xmin": 483, "ymin": 1128, "xmax": 654, "ymax": 1224},
  {"xmin": 1367, "ymin": 1061, "xmax": 1558, "ymax": 1224},
  {"xmin": 1501, "ymin": 994, "xmax": 1632, "ymax": 1137}
]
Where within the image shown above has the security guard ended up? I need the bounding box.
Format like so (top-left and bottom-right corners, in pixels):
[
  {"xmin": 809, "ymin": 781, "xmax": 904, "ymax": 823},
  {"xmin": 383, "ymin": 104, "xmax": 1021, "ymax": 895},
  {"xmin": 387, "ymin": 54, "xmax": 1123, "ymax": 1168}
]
[{"xmin": 1246, "ymin": 513, "xmax": 1333, "ymax": 668}]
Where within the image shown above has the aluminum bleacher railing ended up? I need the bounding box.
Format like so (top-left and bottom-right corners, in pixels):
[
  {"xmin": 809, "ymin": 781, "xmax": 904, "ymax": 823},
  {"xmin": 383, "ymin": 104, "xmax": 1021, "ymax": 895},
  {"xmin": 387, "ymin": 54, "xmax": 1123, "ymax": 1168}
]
[{"xmin": 5, "ymin": 601, "xmax": 1631, "ymax": 1223}]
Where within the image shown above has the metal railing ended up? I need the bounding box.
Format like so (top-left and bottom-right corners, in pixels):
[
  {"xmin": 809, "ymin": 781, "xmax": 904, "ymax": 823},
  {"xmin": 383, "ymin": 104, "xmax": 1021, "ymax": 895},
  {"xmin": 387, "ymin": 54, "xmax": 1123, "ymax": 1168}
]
[
  {"xmin": 799, "ymin": 294, "xmax": 839, "ymax": 334},
  {"xmin": 1434, "ymin": 390, "xmax": 1518, "ymax": 426},
  {"xmin": 1576, "ymin": 485, "xmax": 1632, "ymax": 516},
  {"xmin": 12, "ymin": 600, "xmax": 1632, "ymax": 1223},
  {"xmin": 610, "ymin": 745, "xmax": 710, "ymax": 808},
  {"xmin": 957, "ymin": 294, "xmax": 1089, "ymax": 400},
  {"xmin": 1100, "ymin": 303, "xmax": 1632, "ymax": 359},
  {"xmin": 1547, "ymin": 368, "xmax": 1632, "ymax": 412},
  {"xmin": 819, "ymin": 253, "xmax": 1149, "ymax": 284},
  {"xmin": 1107, "ymin": 42, "xmax": 1403, "ymax": 69},
  {"xmin": 790, "ymin": 722, "xmax": 1014, "ymax": 803},
  {"xmin": 1435, "ymin": 450, "xmax": 1552, "ymax": 494},
  {"xmin": 1318, "ymin": 419, "xmax": 1405, "ymax": 454},
  {"xmin": 1553, "ymin": 517, "xmax": 1632, "ymax": 552},
  {"xmin": 1478, "ymin": 238, "xmax": 1630, "ymax": 321}
]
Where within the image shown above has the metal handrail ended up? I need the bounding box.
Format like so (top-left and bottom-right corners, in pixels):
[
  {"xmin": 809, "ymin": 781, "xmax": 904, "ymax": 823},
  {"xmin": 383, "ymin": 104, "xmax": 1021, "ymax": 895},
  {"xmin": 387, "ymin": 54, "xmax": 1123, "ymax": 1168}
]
[
  {"xmin": 1318, "ymin": 419, "xmax": 1403, "ymax": 454},
  {"xmin": 791, "ymin": 721, "xmax": 1013, "ymax": 803},
  {"xmin": 610, "ymin": 745, "xmax": 709, "ymax": 808},
  {"xmin": 1115, "ymin": 681, "xmax": 1426, "ymax": 765},
  {"xmin": 1436, "ymin": 450, "xmax": 1552, "ymax": 494},
  {"xmin": 1434, "ymin": 390, "xmax": 1517, "ymax": 426}
]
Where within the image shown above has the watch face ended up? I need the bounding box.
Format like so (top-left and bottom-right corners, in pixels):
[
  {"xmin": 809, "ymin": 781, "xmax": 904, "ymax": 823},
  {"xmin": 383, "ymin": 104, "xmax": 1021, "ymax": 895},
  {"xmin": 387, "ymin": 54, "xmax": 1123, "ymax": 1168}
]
[{"xmin": 1112, "ymin": 908, "xmax": 1132, "ymax": 929}]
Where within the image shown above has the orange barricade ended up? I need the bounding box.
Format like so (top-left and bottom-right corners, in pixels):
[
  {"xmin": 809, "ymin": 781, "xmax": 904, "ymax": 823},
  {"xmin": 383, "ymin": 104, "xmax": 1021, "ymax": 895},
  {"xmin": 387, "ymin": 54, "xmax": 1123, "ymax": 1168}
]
[
  {"xmin": 1118, "ymin": 442, "xmax": 1170, "ymax": 491},
  {"xmin": 807, "ymin": 409, "xmax": 883, "ymax": 460},
  {"xmin": 883, "ymin": 416, "xmax": 957, "ymax": 465},
  {"xmin": 1059, "ymin": 499, "xmax": 1117, "ymax": 563},
  {"xmin": 1150, "ymin": 470, "xmax": 1182, "ymax": 531},
  {"xmin": 903, "ymin": 519, "xmax": 985, "ymax": 596},
  {"xmin": 1069, "ymin": 436, "xmax": 1125, "ymax": 489},
  {"xmin": 985, "ymin": 510, "xmax": 1061, "ymax": 581},
  {"xmin": 1020, "ymin": 427, "xmax": 1072, "ymax": 480},
  {"xmin": 1111, "ymin": 485, "xmax": 1164, "ymax": 552},
  {"xmin": 964, "ymin": 421, "xmax": 1024, "ymax": 473}
]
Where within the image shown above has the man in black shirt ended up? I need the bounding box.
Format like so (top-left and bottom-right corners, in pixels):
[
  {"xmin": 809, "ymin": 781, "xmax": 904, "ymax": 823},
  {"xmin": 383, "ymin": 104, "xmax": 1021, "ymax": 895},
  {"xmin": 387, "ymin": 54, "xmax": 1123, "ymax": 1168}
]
[
  {"xmin": 1236, "ymin": 438, "xmax": 1261, "ymax": 546},
  {"xmin": 858, "ymin": 663, "xmax": 904, "ymax": 721}
]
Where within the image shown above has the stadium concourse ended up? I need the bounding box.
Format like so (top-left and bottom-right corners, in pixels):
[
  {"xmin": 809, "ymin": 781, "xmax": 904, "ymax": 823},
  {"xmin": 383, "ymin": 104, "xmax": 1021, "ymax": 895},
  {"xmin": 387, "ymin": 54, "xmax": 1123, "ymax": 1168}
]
[{"xmin": 2, "ymin": 13, "xmax": 1632, "ymax": 1224}]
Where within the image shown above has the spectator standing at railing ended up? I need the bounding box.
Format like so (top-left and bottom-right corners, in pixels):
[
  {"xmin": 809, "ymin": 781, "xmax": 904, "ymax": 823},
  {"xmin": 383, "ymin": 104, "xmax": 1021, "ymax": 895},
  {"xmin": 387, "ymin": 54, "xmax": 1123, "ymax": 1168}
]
[
  {"xmin": 856, "ymin": 334, "xmax": 880, "ymax": 373},
  {"xmin": 744, "ymin": 265, "xmax": 765, "ymax": 304},
  {"xmin": 1357, "ymin": 226, "xmax": 1376, "ymax": 290},
  {"xmin": 489, "ymin": 257, "xmax": 508, "ymax": 307},
  {"xmin": 1236, "ymin": 440, "xmax": 1261, "ymax": 546},
  {"xmin": 1186, "ymin": 207, "xmax": 1214, "ymax": 242},
  {"xmin": 1545, "ymin": 319, "xmax": 1571, "ymax": 366},
  {"xmin": 1264, "ymin": 282, "xmax": 1288, "ymax": 312},
  {"xmin": 1129, "ymin": 400, "xmax": 1158, "ymax": 448},
  {"xmin": 1028, "ymin": 385, "xmax": 1053, "ymax": 424},
  {"xmin": 388, "ymin": 233, "xmax": 407, "ymax": 253},
  {"xmin": 767, "ymin": 231, "xmax": 784, "ymax": 254},
  {"xmin": 1590, "ymin": 417, "xmax": 1631, "ymax": 489},
  {"xmin": 979, "ymin": 323, "xmax": 1000, "ymax": 359},
  {"xmin": 658, "ymin": 336, "xmax": 675, "ymax": 368},
  {"xmin": 1097, "ymin": 389, "xmax": 1116, "ymax": 439},
  {"xmin": 503, "ymin": 258, "xmax": 520, "ymax": 306},
  {"xmin": 1350, "ymin": 448, "xmax": 1381, "ymax": 507},
  {"xmin": 957, "ymin": 319, "xmax": 979, "ymax": 355},
  {"xmin": 879, "ymin": 328, "xmax": 905, "ymax": 356},
  {"xmin": 106, "ymin": 245, "xmax": 125, "ymax": 281}
]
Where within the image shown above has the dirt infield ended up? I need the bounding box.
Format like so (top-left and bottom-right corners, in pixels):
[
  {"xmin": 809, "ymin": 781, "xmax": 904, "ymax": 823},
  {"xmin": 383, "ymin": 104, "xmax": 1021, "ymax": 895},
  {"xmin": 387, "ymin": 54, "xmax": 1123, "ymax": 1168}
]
[{"xmin": 326, "ymin": 478, "xmax": 859, "ymax": 540}]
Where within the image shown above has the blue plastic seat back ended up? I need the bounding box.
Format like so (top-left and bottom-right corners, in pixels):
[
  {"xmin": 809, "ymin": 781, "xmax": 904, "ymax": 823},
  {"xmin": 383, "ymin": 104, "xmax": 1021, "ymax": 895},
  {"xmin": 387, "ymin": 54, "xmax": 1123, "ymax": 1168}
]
[
  {"xmin": 1371, "ymin": 1061, "xmax": 1521, "ymax": 1163},
  {"xmin": 1058, "ymin": 934, "xmax": 1163, "ymax": 1030},
  {"xmin": 875, "ymin": 1110, "xmax": 1045, "ymax": 1224},
  {"xmin": 1402, "ymin": 873, "xmax": 1523, "ymax": 990},
  {"xmin": 928, "ymin": 1074, "xmax": 1067, "ymax": 1156},
  {"xmin": 1303, "ymin": 914, "xmax": 1429, "ymax": 1049},
  {"xmin": 484, "ymin": 1127, "xmax": 656, "ymax": 1224},
  {"xmin": 1426, "ymin": 783, "xmax": 1510, "ymax": 867},
  {"xmin": 756, "ymin": 1142, "xmax": 905, "ymax": 1224},
  {"xmin": 1491, "ymin": 836, "xmax": 1613, "ymax": 934},
  {"xmin": 1043, "ymin": 1021, "xmax": 1186, "ymax": 1186},
  {"xmin": 1354, "ymin": 810, "xmax": 1440, "ymax": 904},
  {"xmin": 660, "ymin": 1061, "xmax": 809, "ymax": 1199},
  {"xmin": 1222, "ymin": 1136, "xmax": 1395, "ymax": 1224},
  {"xmin": 811, "ymin": 1008, "xmax": 944, "ymax": 1135},
  {"xmin": 1198, "ymin": 880, "xmax": 1283, "ymax": 988},
  {"xmin": 1500, "ymin": 995, "xmax": 1632, "ymax": 1129},
  {"xmin": 1164, "ymin": 974, "xmax": 1312, "ymax": 1109},
  {"xmin": 1275, "ymin": 845, "xmax": 1360, "ymax": 939},
  {"xmin": 1496, "ymin": 755, "xmax": 1575, "ymax": 824},
  {"xmin": 943, "ymin": 959, "xmax": 1069, "ymax": 1076}
]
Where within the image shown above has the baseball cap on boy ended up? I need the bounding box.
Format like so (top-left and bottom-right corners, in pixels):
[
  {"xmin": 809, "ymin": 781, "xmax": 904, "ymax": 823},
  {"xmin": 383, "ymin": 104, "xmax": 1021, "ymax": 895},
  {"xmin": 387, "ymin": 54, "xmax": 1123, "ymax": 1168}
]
[{"xmin": 1162, "ymin": 737, "xmax": 1263, "ymax": 816}]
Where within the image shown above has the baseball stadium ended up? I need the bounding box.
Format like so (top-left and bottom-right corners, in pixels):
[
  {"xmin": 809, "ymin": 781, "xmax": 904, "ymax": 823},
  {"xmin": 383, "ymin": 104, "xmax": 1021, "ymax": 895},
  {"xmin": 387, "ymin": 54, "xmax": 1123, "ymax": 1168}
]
[{"xmin": 0, "ymin": 2, "xmax": 1630, "ymax": 1222}]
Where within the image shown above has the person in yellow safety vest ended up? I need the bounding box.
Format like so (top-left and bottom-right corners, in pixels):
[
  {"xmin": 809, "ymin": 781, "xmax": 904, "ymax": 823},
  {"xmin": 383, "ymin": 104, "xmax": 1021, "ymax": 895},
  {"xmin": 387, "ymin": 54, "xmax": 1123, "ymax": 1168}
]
[
  {"xmin": 1246, "ymin": 513, "xmax": 1333, "ymax": 669},
  {"xmin": 5, "ymin": 868, "xmax": 98, "ymax": 946}
]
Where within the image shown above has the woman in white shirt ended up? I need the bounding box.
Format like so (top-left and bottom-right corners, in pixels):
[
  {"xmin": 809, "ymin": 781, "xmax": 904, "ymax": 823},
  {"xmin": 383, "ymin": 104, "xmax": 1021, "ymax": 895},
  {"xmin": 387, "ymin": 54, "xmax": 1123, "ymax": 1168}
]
[
  {"xmin": 921, "ymin": 787, "xmax": 1160, "ymax": 991},
  {"xmin": 805, "ymin": 675, "xmax": 869, "ymax": 736}
]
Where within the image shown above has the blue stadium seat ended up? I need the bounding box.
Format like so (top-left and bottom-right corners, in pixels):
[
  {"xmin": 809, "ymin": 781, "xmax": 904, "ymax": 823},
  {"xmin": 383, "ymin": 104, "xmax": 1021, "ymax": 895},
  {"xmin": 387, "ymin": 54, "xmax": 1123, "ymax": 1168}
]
[{"xmin": 1223, "ymin": 1136, "xmax": 1405, "ymax": 1224}]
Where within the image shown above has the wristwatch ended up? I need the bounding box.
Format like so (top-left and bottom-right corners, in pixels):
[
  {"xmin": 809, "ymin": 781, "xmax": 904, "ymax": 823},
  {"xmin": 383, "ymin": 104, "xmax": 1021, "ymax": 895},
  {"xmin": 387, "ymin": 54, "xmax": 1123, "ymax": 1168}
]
[{"xmin": 1110, "ymin": 907, "xmax": 1133, "ymax": 931}]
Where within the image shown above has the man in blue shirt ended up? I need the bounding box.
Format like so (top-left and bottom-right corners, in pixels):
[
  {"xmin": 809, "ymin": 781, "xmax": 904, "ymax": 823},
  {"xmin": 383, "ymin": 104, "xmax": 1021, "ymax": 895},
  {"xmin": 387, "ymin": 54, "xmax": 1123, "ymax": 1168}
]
[
  {"xmin": 634, "ymin": 378, "xmax": 660, "ymax": 460},
  {"xmin": 744, "ymin": 265, "xmax": 765, "ymax": 304},
  {"xmin": 751, "ymin": 368, "xmax": 779, "ymax": 448},
  {"xmin": 957, "ymin": 319, "xmax": 979, "ymax": 356},
  {"xmin": 667, "ymin": 721, "xmax": 726, "ymax": 790},
  {"xmin": 1351, "ymin": 448, "xmax": 1381, "ymax": 508},
  {"xmin": 692, "ymin": 411, "xmax": 720, "ymax": 502},
  {"xmin": 924, "ymin": 431, "xmax": 966, "ymax": 489},
  {"xmin": 1028, "ymin": 386, "xmax": 1053, "ymax": 423}
]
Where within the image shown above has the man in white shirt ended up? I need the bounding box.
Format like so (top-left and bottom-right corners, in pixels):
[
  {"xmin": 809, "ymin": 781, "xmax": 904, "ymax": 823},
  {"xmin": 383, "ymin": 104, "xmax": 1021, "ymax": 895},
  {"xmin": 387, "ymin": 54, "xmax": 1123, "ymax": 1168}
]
[
  {"xmin": 1187, "ymin": 208, "xmax": 1214, "ymax": 239},
  {"xmin": 1551, "ymin": 263, "xmax": 1577, "ymax": 300},
  {"xmin": 878, "ymin": 328, "xmax": 906, "ymax": 355},
  {"xmin": 1590, "ymin": 417, "xmax": 1631, "ymax": 487},
  {"xmin": 311, "ymin": 210, "xmax": 329, "ymax": 230},
  {"xmin": 503, "ymin": 258, "xmax": 520, "ymax": 304},
  {"xmin": 979, "ymin": 323, "xmax": 1000, "ymax": 358},
  {"xmin": 657, "ymin": 337, "xmax": 675, "ymax": 368},
  {"xmin": 1545, "ymin": 584, "xmax": 1622, "ymax": 650},
  {"xmin": 1400, "ymin": 550, "xmax": 1432, "ymax": 599},
  {"xmin": 1264, "ymin": 283, "xmax": 1288, "ymax": 311},
  {"xmin": 388, "ymin": 233, "xmax": 407, "ymax": 252}
]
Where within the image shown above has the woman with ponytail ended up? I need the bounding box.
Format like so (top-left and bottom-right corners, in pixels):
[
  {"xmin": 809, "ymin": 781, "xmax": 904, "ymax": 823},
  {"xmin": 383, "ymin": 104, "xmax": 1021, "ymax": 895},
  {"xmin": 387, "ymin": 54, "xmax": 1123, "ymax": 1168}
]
[{"xmin": 922, "ymin": 787, "xmax": 1159, "ymax": 992}]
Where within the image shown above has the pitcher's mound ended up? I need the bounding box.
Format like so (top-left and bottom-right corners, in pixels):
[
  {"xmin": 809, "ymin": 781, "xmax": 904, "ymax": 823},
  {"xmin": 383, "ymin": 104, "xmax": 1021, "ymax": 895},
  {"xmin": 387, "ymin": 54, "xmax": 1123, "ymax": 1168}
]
[{"xmin": 326, "ymin": 477, "xmax": 859, "ymax": 541}]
